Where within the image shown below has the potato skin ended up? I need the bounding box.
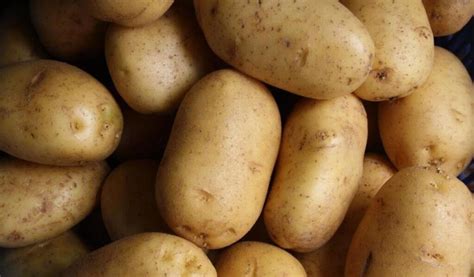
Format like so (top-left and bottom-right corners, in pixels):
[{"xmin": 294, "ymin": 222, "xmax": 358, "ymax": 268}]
[
  {"xmin": 423, "ymin": 0, "xmax": 474, "ymax": 36},
  {"xmin": 0, "ymin": 59, "xmax": 123, "ymax": 166},
  {"xmin": 216, "ymin": 241, "xmax": 306, "ymax": 277},
  {"xmin": 0, "ymin": 231, "xmax": 89, "ymax": 277},
  {"xmin": 101, "ymin": 160, "xmax": 169, "ymax": 240},
  {"xmin": 30, "ymin": 0, "xmax": 107, "ymax": 62},
  {"xmin": 346, "ymin": 167, "xmax": 472, "ymax": 276},
  {"xmin": 341, "ymin": 0, "xmax": 434, "ymax": 101},
  {"xmin": 81, "ymin": 0, "xmax": 173, "ymax": 27},
  {"xmin": 156, "ymin": 69, "xmax": 281, "ymax": 249},
  {"xmin": 379, "ymin": 47, "xmax": 473, "ymax": 176},
  {"xmin": 194, "ymin": 0, "xmax": 374, "ymax": 100},
  {"xmin": 264, "ymin": 94, "xmax": 367, "ymax": 253},
  {"xmin": 106, "ymin": 4, "xmax": 215, "ymax": 114},
  {"xmin": 0, "ymin": 158, "xmax": 109, "ymax": 248},
  {"xmin": 64, "ymin": 233, "xmax": 216, "ymax": 276}
]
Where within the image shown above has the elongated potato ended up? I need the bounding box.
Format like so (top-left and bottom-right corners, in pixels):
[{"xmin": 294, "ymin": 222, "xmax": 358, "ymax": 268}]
[
  {"xmin": 346, "ymin": 167, "xmax": 472, "ymax": 276},
  {"xmin": 379, "ymin": 47, "xmax": 473, "ymax": 176},
  {"xmin": 64, "ymin": 233, "xmax": 216, "ymax": 276},
  {"xmin": 0, "ymin": 158, "xmax": 109, "ymax": 248},
  {"xmin": 156, "ymin": 69, "xmax": 281, "ymax": 249},
  {"xmin": 216, "ymin": 241, "xmax": 306, "ymax": 277},
  {"xmin": 423, "ymin": 0, "xmax": 474, "ymax": 36},
  {"xmin": 0, "ymin": 59, "xmax": 123, "ymax": 166},
  {"xmin": 0, "ymin": 231, "xmax": 89, "ymax": 277},
  {"xmin": 194, "ymin": 0, "xmax": 374, "ymax": 99},
  {"xmin": 264, "ymin": 94, "xmax": 367, "ymax": 253},
  {"xmin": 341, "ymin": 0, "xmax": 434, "ymax": 101}
]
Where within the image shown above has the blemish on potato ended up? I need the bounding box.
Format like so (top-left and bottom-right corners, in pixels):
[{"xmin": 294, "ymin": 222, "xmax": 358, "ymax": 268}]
[
  {"xmin": 7, "ymin": 231, "xmax": 24, "ymax": 241},
  {"xmin": 414, "ymin": 26, "xmax": 432, "ymax": 39},
  {"xmin": 196, "ymin": 188, "xmax": 214, "ymax": 202},
  {"xmin": 371, "ymin": 67, "xmax": 393, "ymax": 82},
  {"xmin": 362, "ymin": 252, "xmax": 373, "ymax": 276}
]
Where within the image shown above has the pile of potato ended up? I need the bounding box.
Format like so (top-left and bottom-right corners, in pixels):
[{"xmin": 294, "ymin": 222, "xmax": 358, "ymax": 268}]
[{"xmin": 0, "ymin": 0, "xmax": 473, "ymax": 276}]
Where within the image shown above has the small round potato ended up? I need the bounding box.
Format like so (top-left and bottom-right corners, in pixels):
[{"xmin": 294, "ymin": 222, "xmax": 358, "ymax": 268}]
[
  {"xmin": 0, "ymin": 59, "xmax": 123, "ymax": 166},
  {"xmin": 63, "ymin": 232, "xmax": 217, "ymax": 276},
  {"xmin": 81, "ymin": 0, "xmax": 174, "ymax": 27},
  {"xmin": 101, "ymin": 160, "xmax": 169, "ymax": 240},
  {"xmin": 0, "ymin": 231, "xmax": 89, "ymax": 277},
  {"xmin": 0, "ymin": 158, "xmax": 109, "ymax": 248},
  {"xmin": 423, "ymin": 0, "xmax": 474, "ymax": 36},
  {"xmin": 30, "ymin": 0, "xmax": 107, "ymax": 62},
  {"xmin": 216, "ymin": 241, "xmax": 306, "ymax": 277},
  {"xmin": 379, "ymin": 47, "xmax": 473, "ymax": 176}
]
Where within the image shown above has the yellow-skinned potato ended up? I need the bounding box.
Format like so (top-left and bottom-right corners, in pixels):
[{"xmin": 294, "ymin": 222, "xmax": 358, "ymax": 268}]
[
  {"xmin": 106, "ymin": 4, "xmax": 215, "ymax": 114},
  {"xmin": 216, "ymin": 241, "xmax": 306, "ymax": 277},
  {"xmin": 341, "ymin": 0, "xmax": 434, "ymax": 101},
  {"xmin": 0, "ymin": 59, "xmax": 123, "ymax": 166},
  {"xmin": 346, "ymin": 167, "xmax": 472, "ymax": 276},
  {"xmin": 423, "ymin": 0, "xmax": 474, "ymax": 36},
  {"xmin": 264, "ymin": 94, "xmax": 367, "ymax": 253},
  {"xmin": 156, "ymin": 69, "xmax": 281, "ymax": 249},
  {"xmin": 30, "ymin": 0, "xmax": 107, "ymax": 62},
  {"xmin": 379, "ymin": 47, "xmax": 473, "ymax": 176},
  {"xmin": 194, "ymin": 0, "xmax": 374, "ymax": 100},
  {"xmin": 64, "ymin": 232, "xmax": 216, "ymax": 276},
  {"xmin": 0, "ymin": 231, "xmax": 89, "ymax": 277},
  {"xmin": 0, "ymin": 158, "xmax": 109, "ymax": 248},
  {"xmin": 101, "ymin": 160, "xmax": 169, "ymax": 240},
  {"xmin": 81, "ymin": 0, "xmax": 174, "ymax": 27}
]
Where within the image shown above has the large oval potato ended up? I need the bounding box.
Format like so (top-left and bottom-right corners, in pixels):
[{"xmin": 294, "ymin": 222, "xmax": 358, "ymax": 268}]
[
  {"xmin": 379, "ymin": 47, "xmax": 473, "ymax": 176},
  {"xmin": 156, "ymin": 69, "xmax": 281, "ymax": 249},
  {"xmin": 30, "ymin": 0, "xmax": 107, "ymax": 62},
  {"xmin": 0, "ymin": 158, "xmax": 109, "ymax": 248},
  {"xmin": 423, "ymin": 0, "xmax": 474, "ymax": 36},
  {"xmin": 64, "ymin": 232, "xmax": 216, "ymax": 276},
  {"xmin": 106, "ymin": 4, "xmax": 215, "ymax": 114},
  {"xmin": 0, "ymin": 231, "xmax": 89, "ymax": 277},
  {"xmin": 341, "ymin": 0, "xmax": 434, "ymax": 101},
  {"xmin": 346, "ymin": 167, "xmax": 472, "ymax": 276},
  {"xmin": 216, "ymin": 241, "xmax": 306, "ymax": 277},
  {"xmin": 264, "ymin": 94, "xmax": 367, "ymax": 252},
  {"xmin": 0, "ymin": 59, "xmax": 123, "ymax": 166},
  {"xmin": 194, "ymin": 0, "xmax": 374, "ymax": 99},
  {"xmin": 101, "ymin": 160, "xmax": 169, "ymax": 240}
]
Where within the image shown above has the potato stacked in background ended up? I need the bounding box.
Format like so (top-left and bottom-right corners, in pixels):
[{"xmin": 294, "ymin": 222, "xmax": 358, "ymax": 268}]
[{"xmin": 0, "ymin": 0, "xmax": 472, "ymax": 276}]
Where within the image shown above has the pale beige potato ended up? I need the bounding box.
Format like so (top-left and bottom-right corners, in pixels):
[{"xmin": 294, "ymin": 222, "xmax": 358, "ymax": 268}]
[
  {"xmin": 101, "ymin": 160, "xmax": 169, "ymax": 240},
  {"xmin": 64, "ymin": 232, "xmax": 216, "ymax": 276},
  {"xmin": 264, "ymin": 94, "xmax": 367, "ymax": 253},
  {"xmin": 0, "ymin": 59, "xmax": 123, "ymax": 166},
  {"xmin": 81, "ymin": 0, "xmax": 173, "ymax": 27},
  {"xmin": 30, "ymin": 0, "xmax": 107, "ymax": 62},
  {"xmin": 156, "ymin": 69, "xmax": 281, "ymax": 249},
  {"xmin": 0, "ymin": 158, "xmax": 109, "ymax": 248},
  {"xmin": 216, "ymin": 241, "xmax": 306, "ymax": 277},
  {"xmin": 379, "ymin": 47, "xmax": 473, "ymax": 176},
  {"xmin": 106, "ymin": 4, "xmax": 215, "ymax": 114},
  {"xmin": 423, "ymin": 0, "xmax": 473, "ymax": 36},
  {"xmin": 346, "ymin": 167, "xmax": 472, "ymax": 276},
  {"xmin": 194, "ymin": 0, "xmax": 374, "ymax": 100},
  {"xmin": 0, "ymin": 231, "xmax": 89, "ymax": 277},
  {"xmin": 341, "ymin": 0, "xmax": 434, "ymax": 101}
]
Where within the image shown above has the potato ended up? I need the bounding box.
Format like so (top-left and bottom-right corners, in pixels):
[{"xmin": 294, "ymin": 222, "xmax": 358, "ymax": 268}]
[
  {"xmin": 194, "ymin": 0, "xmax": 374, "ymax": 100},
  {"xmin": 341, "ymin": 0, "xmax": 434, "ymax": 101},
  {"xmin": 216, "ymin": 241, "xmax": 306, "ymax": 277},
  {"xmin": 156, "ymin": 69, "xmax": 281, "ymax": 249},
  {"xmin": 0, "ymin": 158, "xmax": 109, "ymax": 248},
  {"xmin": 30, "ymin": 0, "xmax": 107, "ymax": 62},
  {"xmin": 423, "ymin": 0, "xmax": 474, "ymax": 36},
  {"xmin": 0, "ymin": 59, "xmax": 123, "ymax": 166},
  {"xmin": 471, "ymin": 194, "xmax": 474, "ymax": 277},
  {"xmin": 346, "ymin": 167, "xmax": 472, "ymax": 276},
  {"xmin": 264, "ymin": 94, "xmax": 367, "ymax": 252},
  {"xmin": 295, "ymin": 153, "xmax": 396, "ymax": 276},
  {"xmin": 0, "ymin": 2, "xmax": 45, "ymax": 67},
  {"xmin": 0, "ymin": 231, "xmax": 89, "ymax": 277},
  {"xmin": 101, "ymin": 160, "xmax": 169, "ymax": 240},
  {"xmin": 106, "ymin": 4, "xmax": 215, "ymax": 114},
  {"xmin": 64, "ymin": 232, "xmax": 216, "ymax": 276},
  {"xmin": 379, "ymin": 47, "xmax": 473, "ymax": 176}
]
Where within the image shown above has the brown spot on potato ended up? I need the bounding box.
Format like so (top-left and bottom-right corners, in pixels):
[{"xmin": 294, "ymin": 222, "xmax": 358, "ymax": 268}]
[
  {"xmin": 248, "ymin": 161, "xmax": 263, "ymax": 174},
  {"xmin": 371, "ymin": 67, "xmax": 393, "ymax": 82},
  {"xmin": 415, "ymin": 26, "xmax": 431, "ymax": 39},
  {"xmin": 7, "ymin": 231, "xmax": 24, "ymax": 241},
  {"xmin": 362, "ymin": 252, "xmax": 373, "ymax": 276}
]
